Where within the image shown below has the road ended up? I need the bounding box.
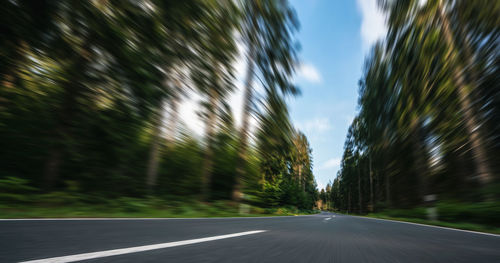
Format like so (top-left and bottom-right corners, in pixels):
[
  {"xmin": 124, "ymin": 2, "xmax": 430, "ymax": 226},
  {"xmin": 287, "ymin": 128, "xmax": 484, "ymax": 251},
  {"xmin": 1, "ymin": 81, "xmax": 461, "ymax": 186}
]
[{"xmin": 1, "ymin": 212, "xmax": 499, "ymax": 262}]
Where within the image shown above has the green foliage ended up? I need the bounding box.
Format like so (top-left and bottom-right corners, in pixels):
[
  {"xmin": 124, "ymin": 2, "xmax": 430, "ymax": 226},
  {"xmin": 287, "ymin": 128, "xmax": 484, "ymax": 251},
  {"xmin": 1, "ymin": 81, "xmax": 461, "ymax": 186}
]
[
  {"xmin": 438, "ymin": 202, "xmax": 500, "ymax": 227},
  {"xmin": 0, "ymin": 177, "xmax": 37, "ymax": 193},
  {"xmin": 158, "ymin": 139, "xmax": 204, "ymax": 197},
  {"xmin": 37, "ymin": 192, "xmax": 82, "ymax": 206},
  {"xmin": 0, "ymin": 0, "xmax": 318, "ymax": 215},
  {"xmin": 260, "ymin": 181, "xmax": 283, "ymax": 207},
  {"xmin": 0, "ymin": 177, "xmax": 37, "ymax": 204},
  {"xmin": 0, "ymin": 198, "xmax": 316, "ymax": 219},
  {"xmin": 381, "ymin": 208, "xmax": 427, "ymax": 220}
]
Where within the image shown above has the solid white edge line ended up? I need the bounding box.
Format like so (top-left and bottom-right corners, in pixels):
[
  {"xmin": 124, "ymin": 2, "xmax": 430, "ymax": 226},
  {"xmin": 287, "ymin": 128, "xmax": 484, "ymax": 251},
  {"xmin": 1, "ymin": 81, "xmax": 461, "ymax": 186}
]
[
  {"xmin": 352, "ymin": 215, "xmax": 499, "ymax": 237},
  {"xmin": 0, "ymin": 215, "xmax": 315, "ymax": 221},
  {"xmin": 18, "ymin": 230, "xmax": 267, "ymax": 263}
]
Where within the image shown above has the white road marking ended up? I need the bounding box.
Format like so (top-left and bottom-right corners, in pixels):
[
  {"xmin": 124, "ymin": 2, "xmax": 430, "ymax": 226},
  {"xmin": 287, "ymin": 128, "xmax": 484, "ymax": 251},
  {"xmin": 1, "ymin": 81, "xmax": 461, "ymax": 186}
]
[
  {"xmin": 324, "ymin": 218, "xmax": 331, "ymax": 221},
  {"xmin": 19, "ymin": 230, "xmax": 267, "ymax": 263},
  {"xmin": 355, "ymin": 216, "xmax": 500, "ymax": 237}
]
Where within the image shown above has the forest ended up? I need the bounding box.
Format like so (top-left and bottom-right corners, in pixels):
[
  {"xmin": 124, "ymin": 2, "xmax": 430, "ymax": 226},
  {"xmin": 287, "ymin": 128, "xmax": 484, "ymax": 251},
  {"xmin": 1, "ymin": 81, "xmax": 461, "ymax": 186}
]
[
  {"xmin": 321, "ymin": 0, "xmax": 499, "ymax": 228},
  {"xmin": 0, "ymin": 0, "xmax": 319, "ymax": 216}
]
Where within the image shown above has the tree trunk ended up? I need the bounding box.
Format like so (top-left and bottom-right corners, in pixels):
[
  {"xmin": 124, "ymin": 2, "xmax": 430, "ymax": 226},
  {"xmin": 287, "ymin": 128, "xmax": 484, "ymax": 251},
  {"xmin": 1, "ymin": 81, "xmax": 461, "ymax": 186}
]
[
  {"xmin": 43, "ymin": 40, "xmax": 91, "ymax": 190},
  {"xmin": 165, "ymin": 94, "xmax": 180, "ymax": 148},
  {"xmin": 358, "ymin": 167, "xmax": 362, "ymax": 213},
  {"xmin": 347, "ymin": 189, "xmax": 351, "ymax": 214},
  {"xmin": 296, "ymin": 165, "xmax": 303, "ymax": 191},
  {"xmin": 147, "ymin": 89, "xmax": 179, "ymax": 193},
  {"xmin": 201, "ymin": 88, "xmax": 219, "ymax": 200},
  {"xmin": 146, "ymin": 102, "xmax": 167, "ymax": 192},
  {"xmin": 300, "ymin": 166, "xmax": 305, "ymax": 192},
  {"xmin": 43, "ymin": 78, "xmax": 82, "ymax": 190},
  {"xmin": 410, "ymin": 117, "xmax": 428, "ymax": 204},
  {"xmin": 385, "ymin": 173, "xmax": 391, "ymax": 207},
  {"xmin": 438, "ymin": 3, "xmax": 492, "ymax": 188},
  {"xmin": 369, "ymin": 154, "xmax": 374, "ymax": 212},
  {"xmin": 232, "ymin": 38, "xmax": 257, "ymax": 202},
  {"xmin": 44, "ymin": 147, "xmax": 62, "ymax": 190}
]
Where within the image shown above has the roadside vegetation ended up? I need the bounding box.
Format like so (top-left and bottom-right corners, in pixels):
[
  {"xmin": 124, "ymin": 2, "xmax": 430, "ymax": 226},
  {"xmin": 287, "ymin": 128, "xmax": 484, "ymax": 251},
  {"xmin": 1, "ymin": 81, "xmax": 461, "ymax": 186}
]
[{"xmin": 0, "ymin": 196, "xmax": 318, "ymax": 219}]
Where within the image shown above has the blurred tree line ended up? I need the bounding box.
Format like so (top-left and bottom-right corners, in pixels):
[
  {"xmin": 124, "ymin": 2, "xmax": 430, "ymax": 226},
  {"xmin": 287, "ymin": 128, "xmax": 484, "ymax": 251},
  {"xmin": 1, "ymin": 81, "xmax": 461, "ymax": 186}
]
[
  {"xmin": 322, "ymin": 0, "xmax": 499, "ymax": 225},
  {"xmin": 0, "ymin": 0, "xmax": 318, "ymax": 210}
]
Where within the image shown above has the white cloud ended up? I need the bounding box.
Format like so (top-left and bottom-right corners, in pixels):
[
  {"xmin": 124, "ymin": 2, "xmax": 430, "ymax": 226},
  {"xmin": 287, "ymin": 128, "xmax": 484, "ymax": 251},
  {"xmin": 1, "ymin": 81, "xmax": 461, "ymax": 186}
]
[
  {"xmin": 356, "ymin": 0, "xmax": 387, "ymax": 52},
  {"xmin": 296, "ymin": 117, "xmax": 332, "ymax": 134},
  {"xmin": 321, "ymin": 157, "xmax": 341, "ymax": 170},
  {"xmin": 316, "ymin": 182, "xmax": 326, "ymax": 191},
  {"xmin": 297, "ymin": 63, "xmax": 322, "ymax": 83}
]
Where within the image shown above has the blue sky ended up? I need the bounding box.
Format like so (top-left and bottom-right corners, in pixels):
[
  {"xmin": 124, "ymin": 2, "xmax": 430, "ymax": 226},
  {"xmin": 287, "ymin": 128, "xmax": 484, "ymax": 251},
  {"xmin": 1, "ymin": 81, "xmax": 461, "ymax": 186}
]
[
  {"xmin": 179, "ymin": 0, "xmax": 386, "ymax": 191},
  {"xmin": 290, "ymin": 0, "xmax": 386, "ymax": 190}
]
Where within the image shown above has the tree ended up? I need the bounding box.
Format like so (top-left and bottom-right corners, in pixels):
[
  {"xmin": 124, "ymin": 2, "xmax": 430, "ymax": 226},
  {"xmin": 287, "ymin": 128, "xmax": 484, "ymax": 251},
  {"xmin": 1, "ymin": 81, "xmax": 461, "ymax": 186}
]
[
  {"xmin": 233, "ymin": 0, "xmax": 300, "ymax": 202},
  {"xmin": 197, "ymin": 0, "xmax": 239, "ymax": 200},
  {"xmin": 145, "ymin": 0, "xmax": 213, "ymax": 192},
  {"xmin": 380, "ymin": 0, "xmax": 494, "ymax": 197},
  {"xmin": 0, "ymin": 0, "xmax": 319, "ymax": 212},
  {"xmin": 333, "ymin": 0, "xmax": 499, "ymax": 214}
]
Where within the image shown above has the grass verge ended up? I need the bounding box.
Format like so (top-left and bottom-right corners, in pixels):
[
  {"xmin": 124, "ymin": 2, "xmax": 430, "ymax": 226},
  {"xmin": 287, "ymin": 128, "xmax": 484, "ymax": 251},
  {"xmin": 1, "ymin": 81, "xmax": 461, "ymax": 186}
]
[{"xmin": 0, "ymin": 200, "xmax": 318, "ymax": 219}]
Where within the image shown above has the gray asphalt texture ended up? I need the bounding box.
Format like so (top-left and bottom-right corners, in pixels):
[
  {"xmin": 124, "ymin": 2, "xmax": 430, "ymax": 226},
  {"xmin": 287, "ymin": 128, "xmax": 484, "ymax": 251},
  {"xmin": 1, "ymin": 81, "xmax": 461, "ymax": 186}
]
[{"xmin": 1, "ymin": 212, "xmax": 499, "ymax": 262}]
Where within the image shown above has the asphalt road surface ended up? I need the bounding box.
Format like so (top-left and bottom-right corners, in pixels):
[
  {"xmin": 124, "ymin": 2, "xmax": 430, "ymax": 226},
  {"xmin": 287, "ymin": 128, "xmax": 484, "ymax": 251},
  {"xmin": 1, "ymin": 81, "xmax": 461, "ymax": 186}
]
[{"xmin": 2, "ymin": 212, "xmax": 499, "ymax": 262}]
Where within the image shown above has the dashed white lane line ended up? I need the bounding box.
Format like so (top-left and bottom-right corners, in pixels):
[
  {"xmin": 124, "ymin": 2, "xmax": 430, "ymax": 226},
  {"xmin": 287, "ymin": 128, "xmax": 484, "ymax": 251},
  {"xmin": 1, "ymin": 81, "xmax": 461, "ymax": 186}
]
[{"xmin": 19, "ymin": 230, "xmax": 267, "ymax": 263}]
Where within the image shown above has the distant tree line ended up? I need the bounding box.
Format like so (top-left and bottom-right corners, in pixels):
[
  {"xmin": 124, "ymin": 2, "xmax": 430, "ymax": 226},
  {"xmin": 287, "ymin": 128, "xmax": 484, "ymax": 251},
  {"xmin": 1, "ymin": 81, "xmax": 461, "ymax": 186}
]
[{"xmin": 322, "ymin": 0, "xmax": 499, "ymax": 225}]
